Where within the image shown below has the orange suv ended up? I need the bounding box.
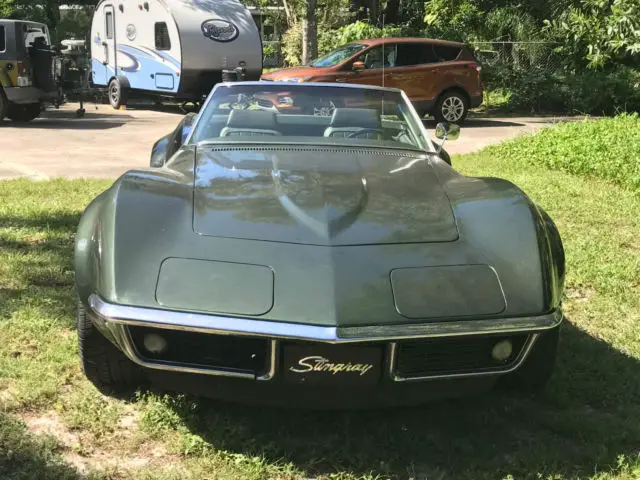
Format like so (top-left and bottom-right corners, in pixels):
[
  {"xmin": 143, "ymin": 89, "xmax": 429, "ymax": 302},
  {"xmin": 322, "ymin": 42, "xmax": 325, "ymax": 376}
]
[{"xmin": 261, "ymin": 37, "xmax": 483, "ymax": 123}]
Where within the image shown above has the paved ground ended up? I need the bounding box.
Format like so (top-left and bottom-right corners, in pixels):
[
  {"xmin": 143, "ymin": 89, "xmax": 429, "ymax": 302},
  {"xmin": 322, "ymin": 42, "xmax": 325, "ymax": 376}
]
[{"xmin": 0, "ymin": 103, "xmax": 574, "ymax": 180}]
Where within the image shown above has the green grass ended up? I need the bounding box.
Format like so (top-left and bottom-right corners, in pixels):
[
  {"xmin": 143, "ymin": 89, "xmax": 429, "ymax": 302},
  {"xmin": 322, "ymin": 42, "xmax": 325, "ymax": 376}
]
[
  {"xmin": 1, "ymin": 120, "xmax": 640, "ymax": 479},
  {"xmin": 481, "ymin": 113, "xmax": 640, "ymax": 192}
]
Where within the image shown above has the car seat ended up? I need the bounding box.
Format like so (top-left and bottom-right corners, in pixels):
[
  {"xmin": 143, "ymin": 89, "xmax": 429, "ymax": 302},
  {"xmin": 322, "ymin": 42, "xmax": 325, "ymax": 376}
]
[
  {"xmin": 220, "ymin": 110, "xmax": 281, "ymax": 137},
  {"xmin": 323, "ymin": 108, "xmax": 382, "ymax": 139}
]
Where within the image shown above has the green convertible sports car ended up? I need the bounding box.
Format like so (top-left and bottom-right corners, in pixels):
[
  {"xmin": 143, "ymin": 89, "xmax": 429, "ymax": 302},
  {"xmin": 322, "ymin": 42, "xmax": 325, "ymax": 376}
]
[{"xmin": 75, "ymin": 82, "xmax": 565, "ymax": 407}]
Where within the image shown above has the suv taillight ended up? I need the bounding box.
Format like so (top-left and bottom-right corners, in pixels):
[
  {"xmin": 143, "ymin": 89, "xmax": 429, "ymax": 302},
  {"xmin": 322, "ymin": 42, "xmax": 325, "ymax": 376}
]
[
  {"xmin": 468, "ymin": 63, "xmax": 482, "ymax": 72},
  {"xmin": 16, "ymin": 61, "xmax": 33, "ymax": 87}
]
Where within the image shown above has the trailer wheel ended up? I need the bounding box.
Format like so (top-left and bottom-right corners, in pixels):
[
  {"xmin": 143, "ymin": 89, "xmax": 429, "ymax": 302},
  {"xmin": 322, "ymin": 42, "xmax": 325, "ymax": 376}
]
[{"xmin": 108, "ymin": 78, "xmax": 128, "ymax": 109}]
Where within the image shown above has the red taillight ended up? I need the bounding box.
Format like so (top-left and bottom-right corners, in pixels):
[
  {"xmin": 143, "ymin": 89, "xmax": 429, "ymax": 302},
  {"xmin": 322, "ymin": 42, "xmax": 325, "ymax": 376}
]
[
  {"xmin": 468, "ymin": 63, "xmax": 482, "ymax": 72},
  {"xmin": 17, "ymin": 61, "xmax": 28, "ymax": 76},
  {"xmin": 16, "ymin": 61, "xmax": 33, "ymax": 87}
]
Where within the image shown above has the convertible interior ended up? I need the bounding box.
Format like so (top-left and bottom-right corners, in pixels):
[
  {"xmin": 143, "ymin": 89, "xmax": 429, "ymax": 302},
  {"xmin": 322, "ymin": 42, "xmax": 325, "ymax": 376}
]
[{"xmin": 198, "ymin": 108, "xmax": 418, "ymax": 147}]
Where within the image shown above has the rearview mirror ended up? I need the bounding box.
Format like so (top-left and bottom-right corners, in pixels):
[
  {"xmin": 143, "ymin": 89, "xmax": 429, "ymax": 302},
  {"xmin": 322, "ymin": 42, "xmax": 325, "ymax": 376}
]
[{"xmin": 352, "ymin": 61, "xmax": 365, "ymax": 71}]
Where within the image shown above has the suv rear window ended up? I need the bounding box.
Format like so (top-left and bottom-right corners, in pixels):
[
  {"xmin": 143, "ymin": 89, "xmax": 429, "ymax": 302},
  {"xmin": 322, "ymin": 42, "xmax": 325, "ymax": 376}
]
[
  {"xmin": 395, "ymin": 43, "xmax": 438, "ymax": 67},
  {"xmin": 0, "ymin": 26, "xmax": 5, "ymax": 52},
  {"xmin": 433, "ymin": 45, "xmax": 461, "ymax": 61}
]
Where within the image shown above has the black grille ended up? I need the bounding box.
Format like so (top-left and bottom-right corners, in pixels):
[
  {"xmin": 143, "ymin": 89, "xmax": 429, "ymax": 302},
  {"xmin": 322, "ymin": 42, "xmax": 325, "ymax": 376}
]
[
  {"xmin": 128, "ymin": 326, "xmax": 270, "ymax": 375},
  {"xmin": 395, "ymin": 334, "xmax": 530, "ymax": 378}
]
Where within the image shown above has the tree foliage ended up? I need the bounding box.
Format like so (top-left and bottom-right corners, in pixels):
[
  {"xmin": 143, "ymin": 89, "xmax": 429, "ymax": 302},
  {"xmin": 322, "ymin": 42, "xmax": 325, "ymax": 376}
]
[
  {"xmin": 0, "ymin": 0, "xmax": 96, "ymax": 41},
  {"xmin": 545, "ymin": 0, "xmax": 640, "ymax": 68}
]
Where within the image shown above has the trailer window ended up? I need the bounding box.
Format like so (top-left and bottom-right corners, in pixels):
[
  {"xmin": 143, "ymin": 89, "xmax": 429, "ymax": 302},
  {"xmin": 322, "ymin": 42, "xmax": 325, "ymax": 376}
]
[
  {"xmin": 106, "ymin": 12, "xmax": 114, "ymax": 39},
  {"xmin": 0, "ymin": 26, "xmax": 5, "ymax": 52},
  {"xmin": 155, "ymin": 22, "xmax": 171, "ymax": 51}
]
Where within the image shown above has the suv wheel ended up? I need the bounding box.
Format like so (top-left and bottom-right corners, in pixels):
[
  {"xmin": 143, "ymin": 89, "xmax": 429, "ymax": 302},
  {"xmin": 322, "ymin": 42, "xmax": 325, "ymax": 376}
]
[
  {"xmin": 108, "ymin": 78, "xmax": 128, "ymax": 109},
  {"xmin": 433, "ymin": 91, "xmax": 468, "ymax": 124},
  {"xmin": 7, "ymin": 102, "xmax": 41, "ymax": 122}
]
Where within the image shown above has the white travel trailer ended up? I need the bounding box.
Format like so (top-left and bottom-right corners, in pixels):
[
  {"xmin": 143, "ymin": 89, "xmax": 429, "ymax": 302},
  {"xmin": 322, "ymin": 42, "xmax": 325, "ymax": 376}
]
[{"xmin": 90, "ymin": 0, "xmax": 262, "ymax": 108}]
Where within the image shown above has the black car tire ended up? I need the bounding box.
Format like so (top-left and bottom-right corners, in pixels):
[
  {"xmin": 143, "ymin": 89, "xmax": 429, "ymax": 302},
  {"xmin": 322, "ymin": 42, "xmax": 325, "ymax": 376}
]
[
  {"xmin": 108, "ymin": 78, "xmax": 128, "ymax": 109},
  {"xmin": 77, "ymin": 300, "xmax": 143, "ymax": 395},
  {"xmin": 432, "ymin": 91, "xmax": 469, "ymax": 124},
  {"xmin": 7, "ymin": 102, "xmax": 41, "ymax": 122},
  {"xmin": 498, "ymin": 326, "xmax": 560, "ymax": 392},
  {"xmin": 0, "ymin": 88, "xmax": 8, "ymax": 121}
]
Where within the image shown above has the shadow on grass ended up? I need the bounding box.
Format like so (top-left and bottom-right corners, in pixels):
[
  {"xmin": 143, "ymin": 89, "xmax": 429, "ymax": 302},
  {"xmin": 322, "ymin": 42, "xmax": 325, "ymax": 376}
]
[
  {"xmin": 1, "ymin": 212, "xmax": 81, "ymax": 232},
  {"xmin": 163, "ymin": 321, "xmax": 640, "ymax": 479},
  {"xmin": 0, "ymin": 413, "xmax": 79, "ymax": 480}
]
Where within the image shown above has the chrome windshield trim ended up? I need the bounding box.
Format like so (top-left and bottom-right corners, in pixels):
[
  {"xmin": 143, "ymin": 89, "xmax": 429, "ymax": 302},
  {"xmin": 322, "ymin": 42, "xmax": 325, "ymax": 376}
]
[{"xmin": 89, "ymin": 295, "xmax": 563, "ymax": 344}]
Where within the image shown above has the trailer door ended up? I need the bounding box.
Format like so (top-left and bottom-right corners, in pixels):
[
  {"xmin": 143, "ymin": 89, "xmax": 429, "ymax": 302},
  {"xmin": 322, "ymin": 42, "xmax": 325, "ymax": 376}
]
[{"xmin": 102, "ymin": 4, "xmax": 116, "ymax": 84}]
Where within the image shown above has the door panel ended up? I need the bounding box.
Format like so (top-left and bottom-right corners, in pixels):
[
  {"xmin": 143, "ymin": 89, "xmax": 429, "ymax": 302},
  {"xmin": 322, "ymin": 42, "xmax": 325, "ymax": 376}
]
[
  {"xmin": 103, "ymin": 4, "xmax": 116, "ymax": 85},
  {"xmin": 384, "ymin": 64, "xmax": 440, "ymax": 103},
  {"xmin": 384, "ymin": 43, "xmax": 445, "ymax": 104},
  {"xmin": 342, "ymin": 45, "xmax": 392, "ymax": 88}
]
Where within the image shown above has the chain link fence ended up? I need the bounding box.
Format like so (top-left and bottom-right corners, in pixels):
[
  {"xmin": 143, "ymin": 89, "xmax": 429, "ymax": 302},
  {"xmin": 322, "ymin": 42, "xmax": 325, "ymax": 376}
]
[{"xmin": 470, "ymin": 41, "xmax": 562, "ymax": 90}]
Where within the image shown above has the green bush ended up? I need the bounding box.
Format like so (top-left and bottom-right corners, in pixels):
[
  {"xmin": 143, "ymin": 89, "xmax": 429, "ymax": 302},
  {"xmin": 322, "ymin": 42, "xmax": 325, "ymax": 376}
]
[
  {"xmin": 501, "ymin": 66, "xmax": 640, "ymax": 115},
  {"xmin": 484, "ymin": 113, "xmax": 640, "ymax": 192}
]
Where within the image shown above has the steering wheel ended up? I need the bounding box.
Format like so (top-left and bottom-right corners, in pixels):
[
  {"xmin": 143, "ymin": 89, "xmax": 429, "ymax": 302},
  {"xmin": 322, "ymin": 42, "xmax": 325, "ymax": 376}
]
[{"xmin": 347, "ymin": 128, "xmax": 384, "ymax": 139}]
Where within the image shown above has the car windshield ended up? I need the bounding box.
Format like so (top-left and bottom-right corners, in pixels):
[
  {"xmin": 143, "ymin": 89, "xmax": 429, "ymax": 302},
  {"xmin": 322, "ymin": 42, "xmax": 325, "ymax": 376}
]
[
  {"xmin": 311, "ymin": 43, "xmax": 367, "ymax": 67},
  {"xmin": 189, "ymin": 84, "xmax": 428, "ymax": 151}
]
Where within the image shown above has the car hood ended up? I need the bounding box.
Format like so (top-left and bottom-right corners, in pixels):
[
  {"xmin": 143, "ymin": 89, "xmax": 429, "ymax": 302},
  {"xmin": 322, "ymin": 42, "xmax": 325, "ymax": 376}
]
[
  {"xmin": 261, "ymin": 66, "xmax": 329, "ymax": 80},
  {"xmin": 193, "ymin": 146, "xmax": 459, "ymax": 246}
]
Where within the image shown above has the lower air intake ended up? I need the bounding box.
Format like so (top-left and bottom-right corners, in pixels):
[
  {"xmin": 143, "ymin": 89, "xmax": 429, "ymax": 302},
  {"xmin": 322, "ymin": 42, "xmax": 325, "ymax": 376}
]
[
  {"xmin": 128, "ymin": 326, "xmax": 270, "ymax": 376},
  {"xmin": 395, "ymin": 334, "xmax": 530, "ymax": 378}
]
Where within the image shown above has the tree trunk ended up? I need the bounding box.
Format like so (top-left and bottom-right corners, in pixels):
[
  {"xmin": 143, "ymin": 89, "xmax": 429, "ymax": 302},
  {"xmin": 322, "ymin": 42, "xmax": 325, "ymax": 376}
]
[
  {"xmin": 384, "ymin": 0, "xmax": 400, "ymax": 24},
  {"xmin": 302, "ymin": 0, "xmax": 317, "ymax": 65},
  {"xmin": 281, "ymin": 0, "xmax": 296, "ymax": 27}
]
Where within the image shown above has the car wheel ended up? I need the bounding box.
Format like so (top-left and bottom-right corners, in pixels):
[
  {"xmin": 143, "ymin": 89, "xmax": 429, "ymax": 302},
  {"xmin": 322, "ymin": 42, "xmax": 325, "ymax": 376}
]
[
  {"xmin": 0, "ymin": 89, "xmax": 8, "ymax": 121},
  {"xmin": 498, "ymin": 326, "xmax": 560, "ymax": 392},
  {"xmin": 108, "ymin": 78, "xmax": 128, "ymax": 109},
  {"xmin": 77, "ymin": 300, "xmax": 144, "ymax": 395},
  {"xmin": 7, "ymin": 102, "xmax": 41, "ymax": 122},
  {"xmin": 433, "ymin": 91, "xmax": 469, "ymax": 124}
]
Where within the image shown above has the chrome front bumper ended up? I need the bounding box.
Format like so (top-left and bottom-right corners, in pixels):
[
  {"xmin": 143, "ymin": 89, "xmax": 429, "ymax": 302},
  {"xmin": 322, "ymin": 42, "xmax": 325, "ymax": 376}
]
[{"xmin": 88, "ymin": 294, "xmax": 563, "ymax": 382}]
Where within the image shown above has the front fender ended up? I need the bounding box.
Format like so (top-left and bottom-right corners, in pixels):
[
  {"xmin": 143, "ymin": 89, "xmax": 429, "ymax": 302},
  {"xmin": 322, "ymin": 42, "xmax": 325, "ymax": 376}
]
[
  {"xmin": 534, "ymin": 206, "xmax": 566, "ymax": 310},
  {"xmin": 74, "ymin": 184, "xmax": 120, "ymax": 304}
]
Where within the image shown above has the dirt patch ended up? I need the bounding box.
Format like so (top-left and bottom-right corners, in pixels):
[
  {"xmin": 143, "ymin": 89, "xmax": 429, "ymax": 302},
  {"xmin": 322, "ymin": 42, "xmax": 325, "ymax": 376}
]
[
  {"xmin": 22, "ymin": 410, "xmax": 175, "ymax": 476},
  {"xmin": 566, "ymin": 285, "xmax": 596, "ymax": 302}
]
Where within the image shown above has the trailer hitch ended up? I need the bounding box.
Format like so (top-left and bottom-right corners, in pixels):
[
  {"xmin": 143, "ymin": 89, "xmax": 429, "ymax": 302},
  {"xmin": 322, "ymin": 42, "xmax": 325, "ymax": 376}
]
[{"xmin": 222, "ymin": 66, "xmax": 246, "ymax": 83}]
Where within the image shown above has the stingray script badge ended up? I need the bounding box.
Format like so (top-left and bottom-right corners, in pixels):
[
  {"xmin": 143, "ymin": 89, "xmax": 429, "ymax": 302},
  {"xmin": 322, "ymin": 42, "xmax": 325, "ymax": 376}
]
[
  {"xmin": 289, "ymin": 356, "xmax": 374, "ymax": 376},
  {"xmin": 202, "ymin": 19, "xmax": 239, "ymax": 42}
]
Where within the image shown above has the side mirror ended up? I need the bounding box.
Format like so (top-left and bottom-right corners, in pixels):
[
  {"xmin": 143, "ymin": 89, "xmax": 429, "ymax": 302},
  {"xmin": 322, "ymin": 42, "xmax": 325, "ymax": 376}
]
[
  {"xmin": 435, "ymin": 121, "xmax": 460, "ymax": 141},
  {"xmin": 433, "ymin": 122, "xmax": 460, "ymax": 159},
  {"xmin": 352, "ymin": 61, "xmax": 365, "ymax": 71}
]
